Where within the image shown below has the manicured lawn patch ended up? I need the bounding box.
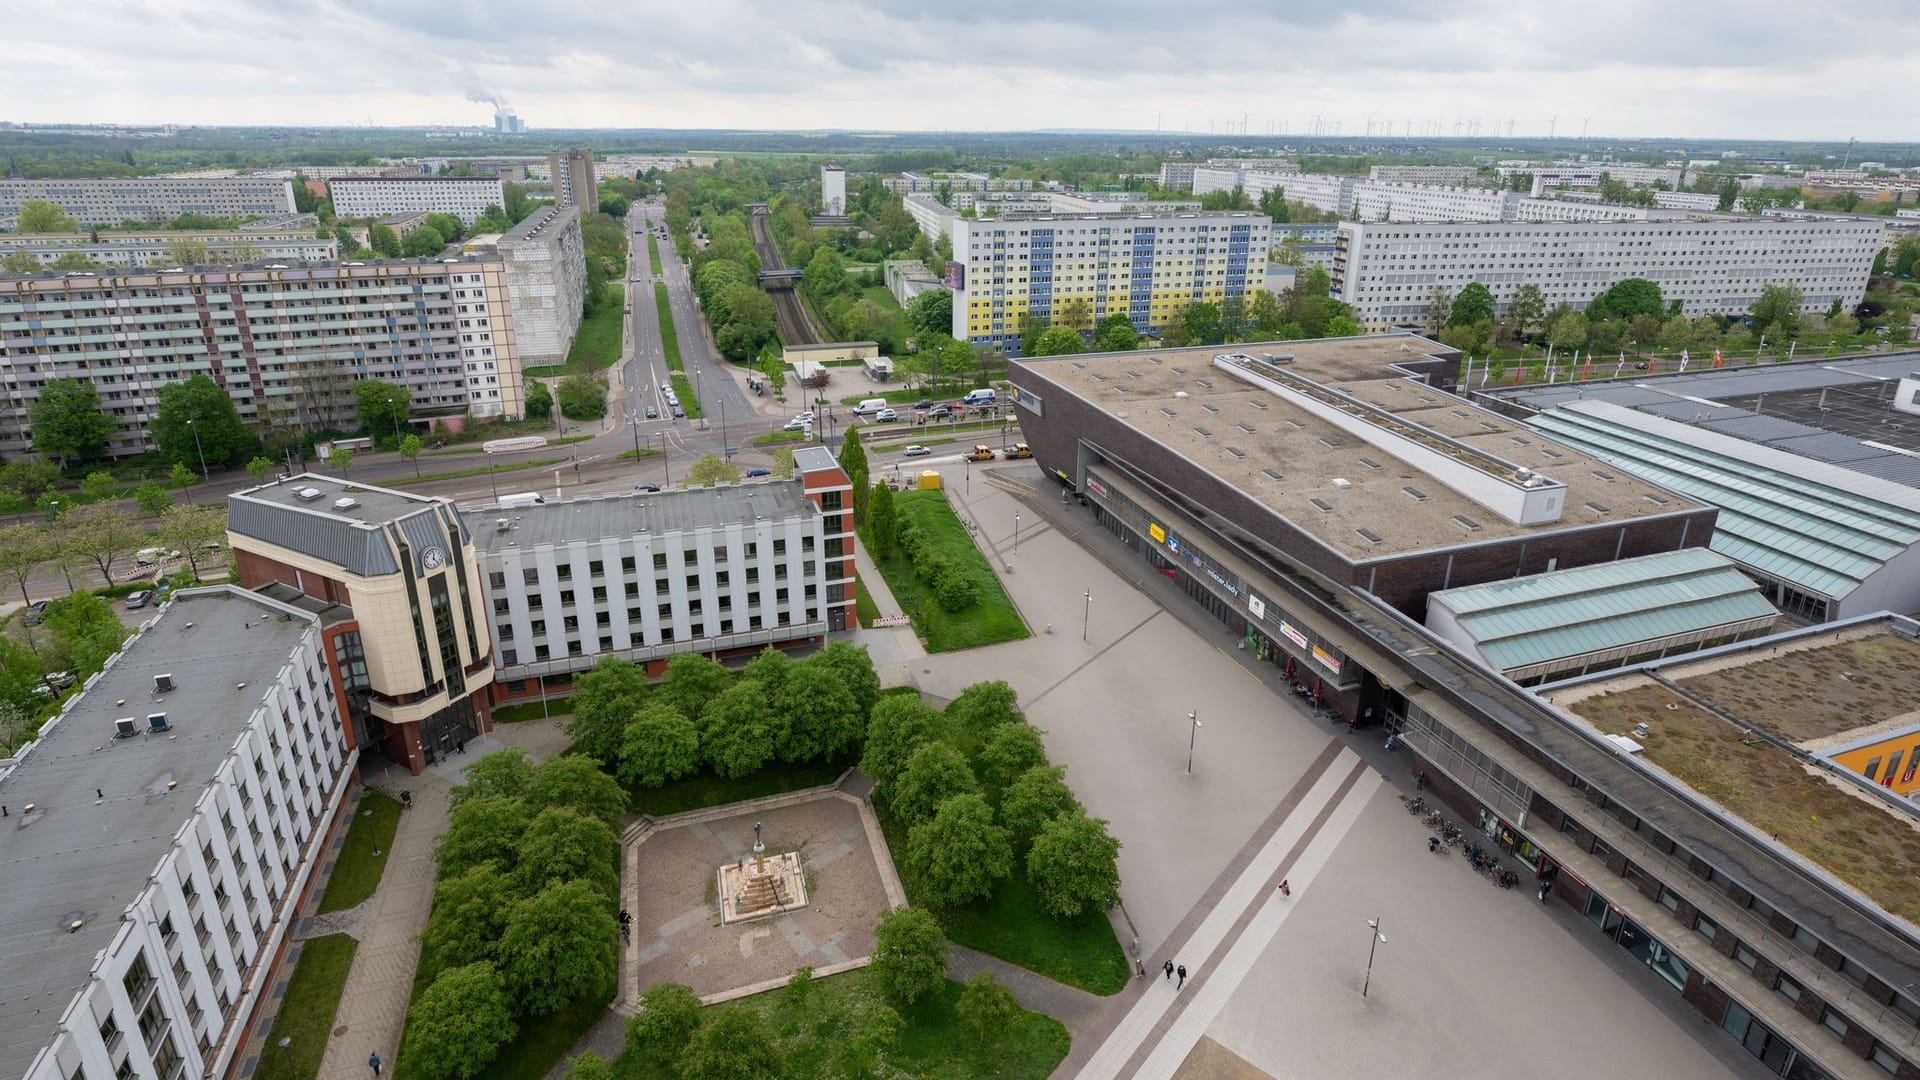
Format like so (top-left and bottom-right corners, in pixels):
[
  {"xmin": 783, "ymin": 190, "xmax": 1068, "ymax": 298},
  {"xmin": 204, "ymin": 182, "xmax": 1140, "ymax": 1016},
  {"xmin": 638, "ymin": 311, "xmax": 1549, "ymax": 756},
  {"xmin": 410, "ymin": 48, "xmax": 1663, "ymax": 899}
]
[
  {"xmin": 524, "ymin": 286, "xmax": 624, "ymax": 378},
  {"xmin": 483, "ymin": 987, "xmax": 613, "ymax": 1080},
  {"xmin": 629, "ymin": 753, "xmax": 855, "ymax": 817},
  {"xmin": 861, "ymin": 284, "xmax": 903, "ymax": 311},
  {"xmin": 491, "ymin": 696, "xmax": 573, "ymax": 723},
  {"xmin": 410, "ymin": 456, "xmax": 567, "ymax": 485},
  {"xmin": 655, "ymin": 283, "xmax": 682, "ymax": 371},
  {"xmin": 647, "ymin": 232, "xmax": 663, "ymax": 275},
  {"xmin": 865, "ymin": 490, "xmax": 1028, "ymax": 653},
  {"xmin": 854, "ymin": 571, "xmax": 881, "ymax": 627},
  {"xmin": 669, "ymin": 372, "xmax": 705, "ymax": 419},
  {"xmin": 251, "ymin": 935, "xmax": 358, "ymax": 1080},
  {"xmin": 318, "ymin": 791, "xmax": 401, "ymax": 913},
  {"xmin": 751, "ymin": 429, "xmax": 809, "ymax": 446},
  {"xmin": 877, "ymin": 810, "xmax": 1128, "ymax": 995}
]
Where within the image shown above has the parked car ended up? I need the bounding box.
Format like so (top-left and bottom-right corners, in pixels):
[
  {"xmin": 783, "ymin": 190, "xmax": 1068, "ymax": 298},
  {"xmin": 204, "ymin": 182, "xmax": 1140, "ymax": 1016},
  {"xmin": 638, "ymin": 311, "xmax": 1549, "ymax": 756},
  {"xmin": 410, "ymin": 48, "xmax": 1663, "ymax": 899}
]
[
  {"xmin": 43, "ymin": 670, "xmax": 74, "ymax": 689},
  {"xmin": 926, "ymin": 405, "xmax": 952, "ymax": 420},
  {"xmin": 964, "ymin": 445, "xmax": 996, "ymax": 462},
  {"xmin": 644, "ymin": 404, "xmax": 658, "ymax": 419},
  {"xmin": 903, "ymin": 444, "xmax": 932, "ymax": 457},
  {"xmin": 783, "ymin": 417, "xmax": 811, "ymax": 432},
  {"xmin": 672, "ymin": 405, "xmax": 686, "ymax": 419},
  {"xmin": 134, "ymin": 547, "xmax": 181, "ymax": 566},
  {"xmin": 22, "ymin": 599, "xmax": 49, "ymax": 625},
  {"xmin": 912, "ymin": 399, "xmax": 934, "ymax": 411},
  {"xmin": 125, "ymin": 589, "xmax": 154, "ymax": 610},
  {"xmin": 873, "ymin": 408, "xmax": 899, "ymax": 422},
  {"xmin": 634, "ymin": 483, "xmax": 661, "ymax": 493},
  {"xmin": 1005, "ymin": 442, "xmax": 1034, "ymax": 459},
  {"xmin": 744, "ymin": 467, "xmax": 772, "ymax": 478}
]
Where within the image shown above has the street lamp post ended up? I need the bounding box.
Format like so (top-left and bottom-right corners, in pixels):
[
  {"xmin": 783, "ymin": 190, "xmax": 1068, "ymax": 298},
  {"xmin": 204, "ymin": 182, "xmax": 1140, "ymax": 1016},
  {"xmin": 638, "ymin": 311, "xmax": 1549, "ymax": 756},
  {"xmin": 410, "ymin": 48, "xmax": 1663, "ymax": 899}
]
[
  {"xmin": 657, "ymin": 432, "xmax": 671, "ymax": 486},
  {"xmin": 388, "ymin": 395, "xmax": 403, "ymax": 446},
  {"xmin": 629, "ymin": 410, "xmax": 644, "ymax": 460},
  {"xmin": 488, "ymin": 460, "xmax": 499, "ymax": 500},
  {"xmin": 187, "ymin": 417, "xmax": 208, "ymax": 481},
  {"xmin": 1362, "ymin": 918, "xmax": 1388, "ymax": 997},
  {"xmin": 1013, "ymin": 511, "xmax": 1020, "ymax": 555},
  {"xmin": 1186, "ymin": 710, "xmax": 1201, "ymax": 773},
  {"xmin": 1082, "ymin": 589, "xmax": 1092, "ymax": 642}
]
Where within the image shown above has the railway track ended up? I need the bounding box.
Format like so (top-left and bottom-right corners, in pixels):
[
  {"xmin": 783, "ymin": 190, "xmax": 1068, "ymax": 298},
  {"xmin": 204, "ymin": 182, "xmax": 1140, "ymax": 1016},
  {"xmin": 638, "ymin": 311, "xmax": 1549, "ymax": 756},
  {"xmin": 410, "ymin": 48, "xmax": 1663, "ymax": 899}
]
[{"xmin": 748, "ymin": 207, "xmax": 828, "ymax": 346}]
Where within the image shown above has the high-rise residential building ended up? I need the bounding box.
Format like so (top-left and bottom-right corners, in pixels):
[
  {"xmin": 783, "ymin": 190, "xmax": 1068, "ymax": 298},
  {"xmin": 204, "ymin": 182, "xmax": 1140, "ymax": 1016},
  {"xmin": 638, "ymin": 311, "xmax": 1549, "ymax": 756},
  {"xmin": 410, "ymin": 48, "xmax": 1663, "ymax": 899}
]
[
  {"xmin": 0, "ymin": 258, "xmax": 523, "ymax": 460},
  {"xmin": 474, "ymin": 447, "xmax": 856, "ymax": 701},
  {"xmin": 950, "ymin": 212, "xmax": 1270, "ymax": 354},
  {"xmin": 459, "ymin": 204, "xmax": 586, "ymax": 368},
  {"xmin": 326, "ymin": 176, "xmax": 505, "ymax": 225},
  {"xmin": 0, "ymin": 587, "xmax": 355, "ymax": 1080},
  {"xmin": 821, "ymin": 164, "xmax": 846, "ymax": 216},
  {"xmin": 905, "ymin": 193, "xmax": 958, "ymax": 240},
  {"xmin": 1332, "ymin": 219, "xmax": 1880, "ymax": 329},
  {"xmin": 547, "ymin": 148, "xmax": 597, "ymax": 211},
  {"xmin": 1367, "ymin": 164, "xmax": 1481, "ymax": 186},
  {"xmin": 0, "ymin": 216, "xmax": 334, "ymax": 268},
  {"xmin": 1158, "ymin": 162, "xmax": 1197, "ymax": 191},
  {"xmin": 0, "ymin": 177, "xmax": 298, "ymax": 229},
  {"xmin": 227, "ymin": 474, "xmax": 496, "ymax": 771}
]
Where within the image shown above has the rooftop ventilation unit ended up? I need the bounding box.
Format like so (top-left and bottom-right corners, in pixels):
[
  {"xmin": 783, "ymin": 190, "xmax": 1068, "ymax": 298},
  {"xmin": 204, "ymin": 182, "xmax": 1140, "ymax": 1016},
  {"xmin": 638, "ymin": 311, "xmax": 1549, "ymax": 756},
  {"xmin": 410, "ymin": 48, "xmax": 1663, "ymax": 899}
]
[
  {"xmin": 495, "ymin": 518, "xmax": 510, "ymax": 532},
  {"xmin": 154, "ymin": 673, "xmax": 175, "ymax": 693},
  {"xmin": 294, "ymin": 487, "xmax": 325, "ymax": 501},
  {"xmin": 1331, "ymin": 478, "xmax": 1352, "ymax": 489},
  {"xmin": 114, "ymin": 717, "xmax": 138, "ymax": 739},
  {"xmin": 333, "ymin": 497, "xmax": 360, "ymax": 511},
  {"xmin": 147, "ymin": 713, "xmax": 171, "ymax": 733}
]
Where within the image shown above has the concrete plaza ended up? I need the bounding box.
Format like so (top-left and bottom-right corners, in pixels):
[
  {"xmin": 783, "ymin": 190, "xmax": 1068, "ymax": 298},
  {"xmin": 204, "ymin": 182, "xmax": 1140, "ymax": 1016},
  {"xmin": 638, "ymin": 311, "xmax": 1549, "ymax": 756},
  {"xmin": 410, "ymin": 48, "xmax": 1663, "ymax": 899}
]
[{"xmin": 908, "ymin": 465, "xmax": 1768, "ymax": 1080}]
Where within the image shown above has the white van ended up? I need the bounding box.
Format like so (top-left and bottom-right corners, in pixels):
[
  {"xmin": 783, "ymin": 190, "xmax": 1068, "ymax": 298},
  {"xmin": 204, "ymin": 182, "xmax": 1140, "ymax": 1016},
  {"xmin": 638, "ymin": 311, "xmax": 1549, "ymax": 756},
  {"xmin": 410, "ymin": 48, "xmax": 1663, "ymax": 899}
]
[
  {"xmin": 854, "ymin": 398, "xmax": 888, "ymax": 415},
  {"xmin": 498, "ymin": 492, "xmax": 546, "ymax": 508},
  {"xmin": 963, "ymin": 388, "xmax": 997, "ymax": 407}
]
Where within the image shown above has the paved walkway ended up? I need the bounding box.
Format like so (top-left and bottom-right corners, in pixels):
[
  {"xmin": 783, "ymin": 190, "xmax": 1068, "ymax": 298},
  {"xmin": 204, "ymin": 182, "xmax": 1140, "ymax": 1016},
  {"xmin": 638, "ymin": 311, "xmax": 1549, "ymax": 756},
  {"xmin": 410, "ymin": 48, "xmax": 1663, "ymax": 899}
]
[{"xmin": 947, "ymin": 945, "xmax": 1106, "ymax": 1038}]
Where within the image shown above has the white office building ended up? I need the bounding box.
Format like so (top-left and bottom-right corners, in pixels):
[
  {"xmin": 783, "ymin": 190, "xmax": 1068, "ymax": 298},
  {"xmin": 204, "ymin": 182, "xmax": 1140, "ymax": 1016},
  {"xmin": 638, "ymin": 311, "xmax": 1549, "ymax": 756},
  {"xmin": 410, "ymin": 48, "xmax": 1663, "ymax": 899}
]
[
  {"xmin": 822, "ymin": 165, "xmax": 846, "ymax": 217},
  {"xmin": 0, "ymin": 177, "xmax": 298, "ymax": 229},
  {"xmin": 327, "ymin": 176, "xmax": 505, "ymax": 226},
  {"xmin": 0, "ymin": 219, "xmax": 335, "ymax": 268},
  {"xmin": 1368, "ymin": 165, "xmax": 1480, "ymax": 186},
  {"xmin": 1333, "ymin": 219, "xmax": 1881, "ymax": 329},
  {"xmin": 459, "ymin": 204, "xmax": 586, "ymax": 368},
  {"xmin": 0, "ymin": 588, "xmax": 354, "ymax": 1080}
]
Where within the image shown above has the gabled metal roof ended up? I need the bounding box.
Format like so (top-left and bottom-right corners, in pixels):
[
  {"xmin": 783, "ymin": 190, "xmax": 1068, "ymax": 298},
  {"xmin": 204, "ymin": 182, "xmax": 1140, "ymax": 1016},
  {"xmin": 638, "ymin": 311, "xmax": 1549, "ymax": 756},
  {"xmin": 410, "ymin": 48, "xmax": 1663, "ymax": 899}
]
[{"xmin": 1429, "ymin": 548, "xmax": 1776, "ymax": 670}]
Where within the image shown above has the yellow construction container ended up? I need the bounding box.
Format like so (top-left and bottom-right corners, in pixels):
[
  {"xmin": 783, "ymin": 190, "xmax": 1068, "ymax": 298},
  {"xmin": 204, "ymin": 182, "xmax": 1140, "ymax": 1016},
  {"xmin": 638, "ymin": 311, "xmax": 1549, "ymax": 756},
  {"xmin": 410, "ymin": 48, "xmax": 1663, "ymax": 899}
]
[{"xmin": 916, "ymin": 470, "xmax": 944, "ymax": 490}]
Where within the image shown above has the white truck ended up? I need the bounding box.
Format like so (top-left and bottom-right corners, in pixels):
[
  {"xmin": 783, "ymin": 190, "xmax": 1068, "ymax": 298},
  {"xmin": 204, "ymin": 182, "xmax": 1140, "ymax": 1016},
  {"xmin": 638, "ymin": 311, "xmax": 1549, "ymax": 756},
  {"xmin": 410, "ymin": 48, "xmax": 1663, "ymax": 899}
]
[{"xmin": 498, "ymin": 492, "xmax": 547, "ymax": 508}]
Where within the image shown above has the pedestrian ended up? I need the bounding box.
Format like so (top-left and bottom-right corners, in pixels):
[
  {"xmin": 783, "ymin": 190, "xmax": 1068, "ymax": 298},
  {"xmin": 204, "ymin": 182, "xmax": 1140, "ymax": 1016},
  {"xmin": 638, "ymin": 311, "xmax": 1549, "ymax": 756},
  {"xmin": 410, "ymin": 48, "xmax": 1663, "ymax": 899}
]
[
  {"xmin": 1428, "ymin": 835, "xmax": 1440, "ymax": 853},
  {"xmin": 1135, "ymin": 959, "xmax": 1147, "ymax": 979},
  {"xmin": 1538, "ymin": 881, "xmax": 1552, "ymax": 904},
  {"xmin": 1345, "ymin": 718, "xmax": 1356, "ymax": 735},
  {"xmin": 1278, "ymin": 878, "xmax": 1290, "ymax": 898},
  {"xmin": 1177, "ymin": 965, "xmax": 1188, "ymax": 990},
  {"xmin": 400, "ymin": 790, "xmax": 412, "ymax": 810},
  {"xmin": 1163, "ymin": 960, "xmax": 1174, "ymax": 982},
  {"xmin": 1384, "ymin": 733, "xmax": 1396, "ymax": 751},
  {"xmin": 369, "ymin": 1051, "xmax": 382, "ymax": 1076}
]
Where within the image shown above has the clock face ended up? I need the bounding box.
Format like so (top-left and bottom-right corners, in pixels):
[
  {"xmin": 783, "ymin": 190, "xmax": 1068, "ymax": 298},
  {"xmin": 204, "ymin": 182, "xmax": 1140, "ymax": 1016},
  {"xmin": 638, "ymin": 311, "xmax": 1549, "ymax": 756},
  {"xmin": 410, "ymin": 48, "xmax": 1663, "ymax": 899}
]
[{"xmin": 422, "ymin": 546, "xmax": 445, "ymax": 570}]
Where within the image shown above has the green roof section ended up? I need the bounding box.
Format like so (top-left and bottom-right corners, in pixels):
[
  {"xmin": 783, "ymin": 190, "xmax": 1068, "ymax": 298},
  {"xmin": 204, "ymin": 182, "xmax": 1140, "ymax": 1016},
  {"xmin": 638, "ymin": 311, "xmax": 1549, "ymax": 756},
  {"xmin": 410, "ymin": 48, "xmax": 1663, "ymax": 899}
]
[{"xmin": 1429, "ymin": 548, "xmax": 1778, "ymax": 672}]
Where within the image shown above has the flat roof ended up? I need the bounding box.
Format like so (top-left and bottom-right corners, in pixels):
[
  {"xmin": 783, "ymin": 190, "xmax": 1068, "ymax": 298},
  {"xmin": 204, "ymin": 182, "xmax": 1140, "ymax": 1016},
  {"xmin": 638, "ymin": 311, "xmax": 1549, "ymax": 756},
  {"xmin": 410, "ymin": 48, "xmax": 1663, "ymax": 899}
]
[
  {"xmin": 463, "ymin": 481, "xmax": 817, "ymax": 554},
  {"xmin": 1545, "ymin": 619, "xmax": 1920, "ymax": 923},
  {"xmin": 228, "ymin": 474, "xmax": 459, "ymax": 578},
  {"xmin": 0, "ymin": 590, "xmax": 315, "ymax": 1079},
  {"xmin": 1017, "ymin": 340, "xmax": 1697, "ymax": 560}
]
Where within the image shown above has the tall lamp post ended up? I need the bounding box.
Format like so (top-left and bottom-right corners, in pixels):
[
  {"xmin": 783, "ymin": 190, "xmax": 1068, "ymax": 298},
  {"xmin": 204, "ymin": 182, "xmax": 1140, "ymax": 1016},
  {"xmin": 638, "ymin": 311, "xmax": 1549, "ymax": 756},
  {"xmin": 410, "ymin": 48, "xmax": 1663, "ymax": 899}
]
[
  {"xmin": 186, "ymin": 417, "xmax": 209, "ymax": 481},
  {"xmin": 1362, "ymin": 918, "xmax": 1387, "ymax": 997},
  {"xmin": 387, "ymin": 395, "xmax": 403, "ymax": 446},
  {"xmin": 1082, "ymin": 589, "xmax": 1092, "ymax": 642},
  {"xmin": 1186, "ymin": 710, "xmax": 1201, "ymax": 773},
  {"xmin": 1013, "ymin": 511, "xmax": 1021, "ymax": 555}
]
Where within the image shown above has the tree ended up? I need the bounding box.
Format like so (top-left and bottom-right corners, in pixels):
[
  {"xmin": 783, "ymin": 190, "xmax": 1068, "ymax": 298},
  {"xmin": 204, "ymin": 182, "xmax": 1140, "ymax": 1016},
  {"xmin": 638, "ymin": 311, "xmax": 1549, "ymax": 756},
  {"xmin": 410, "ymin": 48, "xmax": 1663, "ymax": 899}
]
[
  {"xmin": 1438, "ymin": 319, "xmax": 1493, "ymax": 359},
  {"xmin": 1507, "ymin": 284, "xmax": 1547, "ymax": 337},
  {"xmin": 659, "ymin": 653, "xmax": 732, "ymax": 720},
  {"xmin": 625, "ymin": 983, "xmax": 704, "ymax": 1067},
  {"xmin": 1751, "ymin": 282, "xmax": 1805, "ymax": 340},
  {"xmin": 437, "ymin": 796, "xmax": 534, "ymax": 880},
  {"xmin": 891, "ymin": 741, "xmax": 977, "ymax": 825},
  {"xmin": 80, "ymin": 470, "xmax": 118, "ymax": 504},
  {"xmin": 906, "ymin": 289, "xmax": 954, "ymax": 338},
  {"xmin": 157, "ymin": 504, "xmax": 225, "ymax": 578},
  {"xmin": 758, "ymin": 350, "xmax": 787, "ymax": 399},
  {"xmin": 567, "ymin": 656, "xmax": 649, "ymax": 762},
  {"xmin": 40, "ymin": 591, "xmax": 131, "ymax": 675},
  {"xmin": 700, "ymin": 681, "xmax": 780, "ymax": 778},
  {"xmin": 399, "ymin": 433, "xmax": 424, "ymax": 478},
  {"xmin": 956, "ymin": 971, "xmax": 1024, "ymax": 1046},
  {"xmin": 1422, "ymin": 286, "xmax": 1453, "ymax": 335},
  {"xmin": 865, "ymin": 481, "xmax": 898, "ymax": 560},
  {"xmin": 906, "ymin": 792, "xmax": 1012, "ymax": 907},
  {"xmin": 399, "ymin": 963, "xmax": 516, "ymax": 1080},
  {"xmin": 1258, "ymin": 185, "xmax": 1291, "ymax": 222},
  {"xmin": 525, "ymin": 753, "xmax": 628, "ymax": 828},
  {"xmin": 353, "ymin": 379, "xmax": 411, "ymax": 442},
  {"xmin": 809, "ymin": 640, "xmax": 881, "ymax": 721},
  {"xmin": 246, "ymin": 456, "xmax": 275, "ymax": 482},
  {"xmin": 1029, "ymin": 325, "xmax": 1086, "ymax": 356},
  {"xmin": 1447, "ymin": 282, "xmax": 1495, "ymax": 328},
  {"xmin": 1092, "ymin": 313, "xmax": 1140, "ymax": 352},
  {"xmin": 499, "ymin": 879, "xmax": 619, "ymax": 1015},
  {"xmin": 514, "ymin": 807, "xmax": 619, "ymax": 901},
  {"xmin": 618, "ymin": 703, "xmax": 701, "ymax": 788},
  {"xmin": 977, "ymin": 722, "xmax": 1049, "ymax": 792},
  {"xmin": 0, "ymin": 522, "xmax": 56, "ymax": 605},
  {"xmin": 153, "ymin": 374, "xmax": 254, "ymax": 469},
  {"xmin": 369, "ymin": 223, "xmax": 402, "ymax": 257},
  {"xmin": 28, "ymin": 378, "xmax": 114, "ymax": 466},
  {"xmin": 558, "ymin": 372, "xmax": 608, "ymax": 421},
  {"xmin": 451, "ymin": 747, "xmax": 535, "ymax": 807},
  {"xmin": 770, "ymin": 446, "xmax": 795, "ymax": 480},
  {"xmin": 329, "ymin": 447, "xmax": 354, "ymax": 479},
  {"xmin": 60, "ymin": 506, "xmax": 144, "ymax": 588},
  {"xmin": 1027, "ymin": 811, "xmax": 1122, "ymax": 919},
  {"xmin": 1547, "ymin": 310, "xmax": 1589, "ymax": 353},
  {"xmin": 561, "ymin": 1051, "xmax": 615, "ymax": 1080},
  {"xmin": 776, "ymin": 661, "xmax": 865, "ymax": 763},
  {"xmin": 525, "ymin": 380, "xmax": 553, "ymax": 421},
  {"xmin": 869, "ymin": 906, "xmax": 948, "ymax": 1006},
  {"xmin": 802, "ymin": 246, "xmax": 847, "ymax": 302},
  {"xmin": 861, "ymin": 694, "xmax": 944, "ymax": 789},
  {"xmin": 15, "ymin": 199, "xmax": 78, "ymax": 233},
  {"xmin": 681, "ymin": 1008, "xmax": 781, "ymax": 1080},
  {"xmin": 946, "ymin": 680, "xmax": 1023, "ymax": 746},
  {"xmin": 838, "ymin": 428, "xmax": 869, "ymax": 526},
  {"xmin": 2, "ymin": 249, "xmax": 42, "ymax": 272},
  {"xmin": 160, "ymin": 237, "xmax": 210, "ymax": 267},
  {"xmin": 1001, "ymin": 764, "xmax": 1081, "ymax": 852},
  {"xmin": 1597, "ymin": 278, "xmax": 1665, "ymax": 321},
  {"xmin": 685, "ymin": 452, "xmax": 740, "ymax": 489},
  {"xmin": 503, "ymin": 182, "xmax": 533, "ymax": 223},
  {"xmin": 1056, "ymin": 296, "xmax": 1094, "ymax": 332},
  {"xmin": 419, "ymin": 863, "xmax": 515, "ymax": 976}
]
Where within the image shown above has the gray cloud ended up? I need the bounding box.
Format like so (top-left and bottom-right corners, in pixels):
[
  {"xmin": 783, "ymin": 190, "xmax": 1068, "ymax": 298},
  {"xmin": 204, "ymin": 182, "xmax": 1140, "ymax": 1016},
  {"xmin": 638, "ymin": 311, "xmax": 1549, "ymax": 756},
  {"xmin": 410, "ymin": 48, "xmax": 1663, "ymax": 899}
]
[{"xmin": 6, "ymin": 0, "xmax": 1916, "ymax": 138}]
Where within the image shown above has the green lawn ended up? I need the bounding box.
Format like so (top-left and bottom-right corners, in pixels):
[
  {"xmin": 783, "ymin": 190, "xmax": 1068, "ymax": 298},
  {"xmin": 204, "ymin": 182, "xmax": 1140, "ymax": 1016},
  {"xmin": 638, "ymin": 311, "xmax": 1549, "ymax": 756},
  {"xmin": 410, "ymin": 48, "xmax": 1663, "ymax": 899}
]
[
  {"xmin": 483, "ymin": 987, "xmax": 614, "ymax": 1080},
  {"xmin": 861, "ymin": 284, "xmax": 903, "ymax": 311},
  {"xmin": 654, "ymin": 283, "xmax": 683, "ymax": 371},
  {"xmin": 630, "ymin": 753, "xmax": 855, "ymax": 817},
  {"xmin": 865, "ymin": 490, "xmax": 1028, "ymax": 653},
  {"xmin": 524, "ymin": 285, "xmax": 625, "ymax": 378},
  {"xmin": 409, "ymin": 456, "xmax": 567, "ymax": 485},
  {"xmin": 615, "ymin": 971, "xmax": 1068, "ymax": 1080},
  {"xmin": 492, "ymin": 696, "xmax": 574, "ymax": 723},
  {"xmin": 319, "ymin": 791, "xmax": 401, "ymax": 912},
  {"xmin": 251, "ymin": 935, "xmax": 358, "ymax": 1080},
  {"xmin": 647, "ymin": 232, "xmax": 663, "ymax": 275},
  {"xmin": 670, "ymin": 372, "xmax": 705, "ymax": 419},
  {"xmin": 854, "ymin": 570, "xmax": 881, "ymax": 627},
  {"xmin": 751, "ymin": 429, "xmax": 809, "ymax": 447}
]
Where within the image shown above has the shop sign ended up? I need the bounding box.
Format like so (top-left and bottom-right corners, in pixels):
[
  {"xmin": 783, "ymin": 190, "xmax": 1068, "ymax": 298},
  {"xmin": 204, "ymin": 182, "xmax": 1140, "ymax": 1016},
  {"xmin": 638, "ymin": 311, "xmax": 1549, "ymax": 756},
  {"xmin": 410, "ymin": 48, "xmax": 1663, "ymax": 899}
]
[
  {"xmin": 1248, "ymin": 595, "xmax": 1266, "ymax": 619},
  {"xmin": 1279, "ymin": 621, "xmax": 1310, "ymax": 649},
  {"xmin": 1087, "ymin": 478, "xmax": 1108, "ymax": 497},
  {"xmin": 1167, "ymin": 536, "xmax": 1181, "ymax": 555},
  {"xmin": 1204, "ymin": 564, "xmax": 1240, "ymax": 597},
  {"xmin": 1148, "ymin": 522, "xmax": 1166, "ymax": 543},
  {"xmin": 1311, "ymin": 644, "xmax": 1343, "ymax": 674}
]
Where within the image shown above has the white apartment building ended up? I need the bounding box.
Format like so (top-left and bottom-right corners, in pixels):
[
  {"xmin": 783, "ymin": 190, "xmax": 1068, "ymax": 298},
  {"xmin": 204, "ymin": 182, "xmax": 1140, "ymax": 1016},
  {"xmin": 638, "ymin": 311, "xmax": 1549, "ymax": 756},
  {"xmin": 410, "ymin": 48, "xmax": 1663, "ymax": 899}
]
[
  {"xmin": 1047, "ymin": 192, "xmax": 1200, "ymax": 215},
  {"xmin": 327, "ymin": 176, "xmax": 505, "ymax": 226},
  {"xmin": 822, "ymin": 165, "xmax": 846, "ymax": 216},
  {"xmin": 948, "ymin": 191, "xmax": 1052, "ymax": 215},
  {"xmin": 951, "ymin": 211, "xmax": 1269, "ymax": 353},
  {"xmin": 1352, "ymin": 183, "xmax": 1507, "ymax": 223},
  {"xmin": 1655, "ymin": 191, "xmax": 1723, "ymax": 211},
  {"xmin": 1159, "ymin": 162, "xmax": 1197, "ymax": 191},
  {"xmin": 1503, "ymin": 165, "xmax": 1684, "ymax": 192},
  {"xmin": 1205, "ymin": 158, "xmax": 1300, "ymax": 174},
  {"xmin": 0, "ymin": 177, "xmax": 297, "ymax": 229},
  {"xmin": 460, "ymin": 204, "xmax": 586, "ymax": 367},
  {"xmin": 1333, "ymin": 219, "xmax": 1881, "ymax": 329},
  {"xmin": 905, "ymin": 193, "xmax": 958, "ymax": 240},
  {"xmin": 1196, "ymin": 168, "xmax": 1354, "ymax": 216},
  {"xmin": 473, "ymin": 450, "xmax": 856, "ymax": 688},
  {"xmin": 881, "ymin": 172, "xmax": 1035, "ymax": 194},
  {"xmin": 1, "ymin": 588, "xmax": 354, "ymax": 1080},
  {"xmin": 0, "ymin": 222, "xmax": 335, "ymax": 268},
  {"xmin": 0, "ymin": 258, "xmax": 523, "ymax": 459},
  {"xmin": 1508, "ymin": 198, "xmax": 1652, "ymax": 223},
  {"xmin": 1368, "ymin": 165, "xmax": 1479, "ymax": 186}
]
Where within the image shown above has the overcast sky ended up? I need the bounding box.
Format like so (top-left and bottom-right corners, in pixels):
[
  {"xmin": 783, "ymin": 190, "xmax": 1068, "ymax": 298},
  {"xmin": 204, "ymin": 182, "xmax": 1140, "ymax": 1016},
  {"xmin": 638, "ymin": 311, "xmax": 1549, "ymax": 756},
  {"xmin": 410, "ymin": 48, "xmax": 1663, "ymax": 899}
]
[{"xmin": 11, "ymin": 0, "xmax": 1918, "ymax": 141}]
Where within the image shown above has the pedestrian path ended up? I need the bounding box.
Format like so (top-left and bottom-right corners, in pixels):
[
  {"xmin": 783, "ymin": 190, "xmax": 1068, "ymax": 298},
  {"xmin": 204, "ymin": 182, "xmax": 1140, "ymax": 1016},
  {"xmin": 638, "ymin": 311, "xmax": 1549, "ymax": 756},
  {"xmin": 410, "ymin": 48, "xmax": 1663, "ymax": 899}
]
[{"xmin": 946, "ymin": 944, "xmax": 1106, "ymax": 1037}]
